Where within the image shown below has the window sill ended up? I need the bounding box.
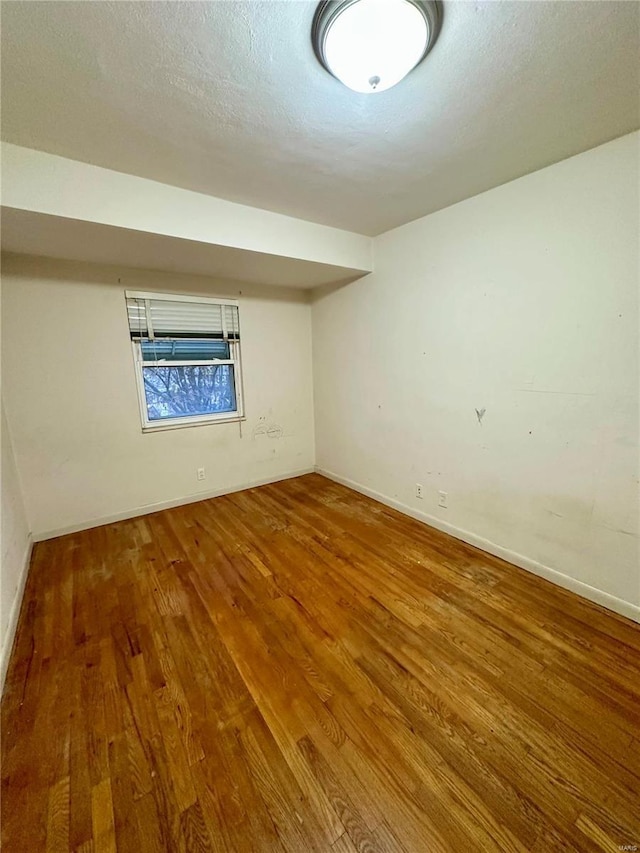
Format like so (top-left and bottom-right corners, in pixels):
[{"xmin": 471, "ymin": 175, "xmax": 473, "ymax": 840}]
[{"xmin": 141, "ymin": 415, "xmax": 246, "ymax": 433}]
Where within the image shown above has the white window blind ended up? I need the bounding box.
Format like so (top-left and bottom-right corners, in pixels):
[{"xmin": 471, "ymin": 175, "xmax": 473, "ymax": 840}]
[
  {"xmin": 124, "ymin": 290, "xmax": 244, "ymax": 431},
  {"xmin": 125, "ymin": 292, "xmax": 240, "ymax": 340}
]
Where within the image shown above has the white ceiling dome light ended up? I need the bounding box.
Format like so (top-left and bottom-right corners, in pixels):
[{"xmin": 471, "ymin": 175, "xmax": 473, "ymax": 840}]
[{"xmin": 312, "ymin": 0, "xmax": 441, "ymax": 94}]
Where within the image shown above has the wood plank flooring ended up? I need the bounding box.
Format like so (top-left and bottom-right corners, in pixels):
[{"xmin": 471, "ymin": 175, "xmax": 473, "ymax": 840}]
[{"xmin": 2, "ymin": 473, "xmax": 639, "ymax": 852}]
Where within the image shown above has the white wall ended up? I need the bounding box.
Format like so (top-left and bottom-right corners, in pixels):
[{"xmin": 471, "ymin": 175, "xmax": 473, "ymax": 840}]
[
  {"xmin": 1, "ymin": 400, "xmax": 32, "ymax": 690},
  {"xmin": 313, "ymin": 132, "xmax": 639, "ymax": 619},
  {"xmin": 1, "ymin": 143, "xmax": 373, "ymax": 274},
  {"xmin": 2, "ymin": 255, "xmax": 315, "ymax": 538}
]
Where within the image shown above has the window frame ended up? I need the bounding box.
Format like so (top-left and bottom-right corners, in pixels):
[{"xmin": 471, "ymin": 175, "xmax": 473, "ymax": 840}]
[{"xmin": 127, "ymin": 292, "xmax": 245, "ymax": 433}]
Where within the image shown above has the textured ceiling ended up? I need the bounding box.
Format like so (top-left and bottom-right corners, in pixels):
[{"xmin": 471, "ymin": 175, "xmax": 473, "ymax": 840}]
[{"xmin": 1, "ymin": 0, "xmax": 638, "ymax": 236}]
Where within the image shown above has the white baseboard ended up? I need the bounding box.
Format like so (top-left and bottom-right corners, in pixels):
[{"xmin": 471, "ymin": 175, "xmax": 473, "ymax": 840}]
[
  {"xmin": 316, "ymin": 467, "xmax": 640, "ymax": 625},
  {"xmin": 34, "ymin": 467, "xmax": 315, "ymax": 542},
  {"xmin": 1, "ymin": 534, "xmax": 33, "ymax": 696}
]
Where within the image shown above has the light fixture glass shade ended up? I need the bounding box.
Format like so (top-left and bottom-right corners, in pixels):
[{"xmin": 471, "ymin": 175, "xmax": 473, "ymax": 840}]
[{"xmin": 314, "ymin": 0, "xmax": 439, "ymax": 94}]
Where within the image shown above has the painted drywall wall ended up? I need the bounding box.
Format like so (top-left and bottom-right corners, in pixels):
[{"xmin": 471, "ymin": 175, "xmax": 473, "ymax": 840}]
[
  {"xmin": 1, "ymin": 399, "xmax": 32, "ymax": 689},
  {"xmin": 1, "ymin": 143, "xmax": 373, "ymax": 273},
  {"xmin": 1, "ymin": 255, "xmax": 315, "ymax": 538},
  {"xmin": 313, "ymin": 131, "xmax": 640, "ymax": 618}
]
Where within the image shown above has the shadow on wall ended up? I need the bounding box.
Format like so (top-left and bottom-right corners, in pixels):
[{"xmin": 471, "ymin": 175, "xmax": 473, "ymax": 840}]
[
  {"xmin": 0, "ymin": 253, "xmax": 313, "ymax": 304},
  {"xmin": 309, "ymin": 273, "xmax": 371, "ymax": 303}
]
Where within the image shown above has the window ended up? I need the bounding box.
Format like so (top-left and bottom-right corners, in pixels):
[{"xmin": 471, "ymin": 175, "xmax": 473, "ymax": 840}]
[{"xmin": 125, "ymin": 291, "xmax": 244, "ymax": 431}]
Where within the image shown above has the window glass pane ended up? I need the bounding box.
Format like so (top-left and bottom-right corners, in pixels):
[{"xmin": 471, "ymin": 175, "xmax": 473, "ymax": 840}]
[
  {"xmin": 141, "ymin": 339, "xmax": 230, "ymax": 362},
  {"xmin": 142, "ymin": 365, "xmax": 237, "ymax": 420}
]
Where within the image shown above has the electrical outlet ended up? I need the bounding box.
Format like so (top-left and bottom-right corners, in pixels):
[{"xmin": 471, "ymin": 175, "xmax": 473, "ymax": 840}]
[
  {"xmin": 438, "ymin": 490, "xmax": 448, "ymax": 508},
  {"xmin": 416, "ymin": 483, "xmax": 424, "ymax": 499},
  {"xmin": 197, "ymin": 467, "xmax": 206, "ymax": 481}
]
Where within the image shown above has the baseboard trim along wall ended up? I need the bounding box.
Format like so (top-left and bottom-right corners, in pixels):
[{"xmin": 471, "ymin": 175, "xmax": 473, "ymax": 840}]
[
  {"xmin": 1, "ymin": 534, "xmax": 33, "ymax": 695},
  {"xmin": 316, "ymin": 467, "xmax": 640, "ymax": 625},
  {"xmin": 34, "ymin": 467, "xmax": 315, "ymax": 542}
]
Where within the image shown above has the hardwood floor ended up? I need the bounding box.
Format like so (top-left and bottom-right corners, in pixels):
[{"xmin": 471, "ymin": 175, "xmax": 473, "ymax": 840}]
[{"xmin": 2, "ymin": 473, "xmax": 639, "ymax": 852}]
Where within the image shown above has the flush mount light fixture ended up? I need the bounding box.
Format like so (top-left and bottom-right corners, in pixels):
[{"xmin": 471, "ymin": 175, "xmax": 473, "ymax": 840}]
[{"xmin": 312, "ymin": 0, "xmax": 441, "ymax": 94}]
